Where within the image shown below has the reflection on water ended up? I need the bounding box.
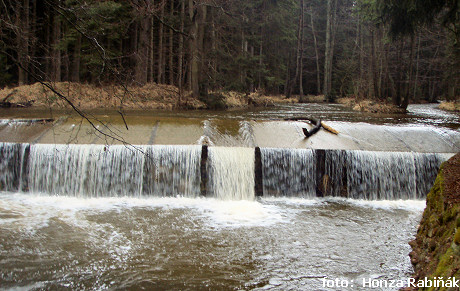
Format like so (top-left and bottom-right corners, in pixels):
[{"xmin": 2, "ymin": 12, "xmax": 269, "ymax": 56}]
[
  {"xmin": 0, "ymin": 103, "xmax": 458, "ymax": 150},
  {"xmin": 1, "ymin": 102, "xmax": 459, "ymax": 127},
  {"xmin": 0, "ymin": 193, "xmax": 423, "ymax": 290},
  {"xmin": 0, "ymin": 104, "xmax": 460, "ymax": 153}
]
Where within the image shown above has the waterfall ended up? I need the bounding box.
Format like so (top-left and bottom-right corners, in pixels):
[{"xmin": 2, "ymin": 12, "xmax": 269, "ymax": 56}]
[
  {"xmin": 207, "ymin": 147, "xmax": 255, "ymax": 200},
  {"xmin": 0, "ymin": 142, "xmax": 451, "ymax": 200},
  {"xmin": 261, "ymin": 148, "xmax": 316, "ymax": 197},
  {"xmin": 2, "ymin": 143, "xmax": 201, "ymax": 198},
  {"xmin": 142, "ymin": 145, "xmax": 201, "ymax": 197},
  {"xmin": 331, "ymin": 150, "xmax": 449, "ymax": 200},
  {"xmin": 0, "ymin": 142, "xmax": 29, "ymax": 192},
  {"xmin": 260, "ymin": 148, "xmax": 450, "ymax": 200},
  {"xmin": 28, "ymin": 144, "xmax": 146, "ymax": 197}
]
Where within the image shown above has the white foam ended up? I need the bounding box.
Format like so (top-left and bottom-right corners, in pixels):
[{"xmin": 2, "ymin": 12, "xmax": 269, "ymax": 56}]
[
  {"xmin": 0, "ymin": 192, "xmax": 288, "ymax": 229},
  {"xmin": 260, "ymin": 197, "xmax": 322, "ymax": 207},
  {"xmin": 324, "ymin": 197, "xmax": 426, "ymax": 212},
  {"xmin": 208, "ymin": 147, "xmax": 255, "ymax": 200},
  {"xmin": 195, "ymin": 199, "xmax": 287, "ymax": 228}
]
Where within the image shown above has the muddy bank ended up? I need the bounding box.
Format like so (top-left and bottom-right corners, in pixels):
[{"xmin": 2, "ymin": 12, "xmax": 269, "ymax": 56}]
[{"xmin": 408, "ymin": 153, "xmax": 460, "ymax": 290}]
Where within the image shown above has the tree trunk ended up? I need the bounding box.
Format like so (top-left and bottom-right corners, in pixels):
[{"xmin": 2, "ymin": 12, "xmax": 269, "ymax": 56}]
[
  {"xmin": 370, "ymin": 28, "xmax": 379, "ymax": 98},
  {"xmin": 210, "ymin": 8, "xmax": 217, "ymax": 90},
  {"xmin": 258, "ymin": 2, "xmax": 266, "ymax": 91},
  {"xmin": 177, "ymin": 0, "xmax": 185, "ymax": 103},
  {"xmin": 284, "ymin": 52, "xmax": 291, "ymax": 96},
  {"xmin": 71, "ymin": 34, "xmax": 81, "ymax": 82},
  {"xmin": 250, "ymin": 45, "xmax": 255, "ymax": 92},
  {"xmin": 394, "ymin": 40, "xmax": 404, "ymax": 106},
  {"xmin": 148, "ymin": 15, "xmax": 154, "ymax": 83},
  {"xmin": 258, "ymin": 40, "xmax": 263, "ymax": 90},
  {"xmin": 286, "ymin": 0, "xmax": 304, "ymax": 99},
  {"xmin": 358, "ymin": 15, "xmax": 364, "ymax": 98},
  {"xmin": 28, "ymin": 0, "xmax": 37, "ymax": 80},
  {"xmin": 413, "ymin": 32, "xmax": 421, "ymax": 102},
  {"xmin": 17, "ymin": 0, "xmax": 29, "ymax": 85},
  {"xmin": 240, "ymin": 29, "xmax": 247, "ymax": 88},
  {"xmin": 168, "ymin": 0, "xmax": 174, "ymax": 85},
  {"xmin": 383, "ymin": 44, "xmax": 397, "ymax": 99},
  {"xmin": 157, "ymin": 0, "xmax": 165, "ymax": 84},
  {"xmin": 298, "ymin": 0, "xmax": 304, "ymax": 98},
  {"xmin": 197, "ymin": 4, "xmax": 207, "ymax": 96},
  {"xmin": 51, "ymin": 11, "xmax": 61, "ymax": 82},
  {"xmin": 135, "ymin": 14, "xmax": 150, "ymax": 85},
  {"xmin": 323, "ymin": 0, "xmax": 336, "ymax": 100},
  {"xmin": 310, "ymin": 5, "xmax": 321, "ymax": 95},
  {"xmin": 189, "ymin": 0, "xmax": 200, "ymax": 98},
  {"xmin": 402, "ymin": 35, "xmax": 415, "ymax": 110}
]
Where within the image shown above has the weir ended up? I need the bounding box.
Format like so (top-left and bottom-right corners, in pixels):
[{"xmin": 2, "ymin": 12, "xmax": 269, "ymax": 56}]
[{"xmin": 0, "ymin": 142, "xmax": 452, "ymax": 200}]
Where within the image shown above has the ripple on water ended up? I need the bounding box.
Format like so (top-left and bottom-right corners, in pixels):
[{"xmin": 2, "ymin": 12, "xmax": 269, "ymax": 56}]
[{"xmin": 0, "ymin": 193, "xmax": 423, "ymax": 290}]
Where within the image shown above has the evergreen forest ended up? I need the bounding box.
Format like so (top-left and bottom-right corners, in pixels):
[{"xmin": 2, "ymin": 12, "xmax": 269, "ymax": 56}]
[{"xmin": 0, "ymin": 0, "xmax": 459, "ymax": 108}]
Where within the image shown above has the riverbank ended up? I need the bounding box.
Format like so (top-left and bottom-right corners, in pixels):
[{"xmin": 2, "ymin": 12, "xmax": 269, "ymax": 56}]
[
  {"xmin": 1, "ymin": 82, "xmax": 456, "ymax": 114},
  {"xmin": 439, "ymin": 101, "xmax": 460, "ymax": 112},
  {"xmin": 336, "ymin": 97, "xmax": 407, "ymax": 114},
  {"xmin": 407, "ymin": 153, "xmax": 460, "ymax": 290},
  {"xmin": 0, "ymin": 82, "xmax": 296, "ymax": 110}
]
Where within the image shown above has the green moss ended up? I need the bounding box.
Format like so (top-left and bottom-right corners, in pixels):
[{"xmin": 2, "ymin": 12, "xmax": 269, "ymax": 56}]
[
  {"xmin": 431, "ymin": 248, "xmax": 460, "ymax": 290},
  {"xmin": 442, "ymin": 207, "xmax": 457, "ymax": 224},
  {"xmin": 425, "ymin": 171, "xmax": 445, "ymax": 214},
  {"xmin": 454, "ymin": 228, "xmax": 460, "ymax": 245},
  {"xmin": 412, "ymin": 158, "xmax": 460, "ymax": 289}
]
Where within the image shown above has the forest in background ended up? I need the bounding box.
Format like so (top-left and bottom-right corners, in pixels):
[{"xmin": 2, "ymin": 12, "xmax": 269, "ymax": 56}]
[{"xmin": 0, "ymin": 0, "xmax": 458, "ymax": 110}]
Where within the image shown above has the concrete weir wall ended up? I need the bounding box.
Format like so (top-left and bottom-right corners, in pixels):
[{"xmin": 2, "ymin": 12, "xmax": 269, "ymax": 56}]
[{"xmin": 0, "ymin": 142, "xmax": 453, "ymax": 200}]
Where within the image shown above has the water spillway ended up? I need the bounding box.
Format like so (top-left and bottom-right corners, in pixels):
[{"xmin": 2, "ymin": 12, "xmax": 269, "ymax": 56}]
[
  {"xmin": 2, "ymin": 105, "xmax": 458, "ymax": 289},
  {"xmin": 261, "ymin": 148, "xmax": 450, "ymax": 200},
  {"xmin": 208, "ymin": 146, "xmax": 255, "ymax": 200},
  {"xmin": 0, "ymin": 142, "xmax": 452, "ymax": 200}
]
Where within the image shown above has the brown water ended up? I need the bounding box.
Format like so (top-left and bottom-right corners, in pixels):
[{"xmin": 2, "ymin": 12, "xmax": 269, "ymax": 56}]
[
  {"xmin": 0, "ymin": 103, "xmax": 457, "ymax": 290},
  {"xmin": 1, "ymin": 103, "xmax": 459, "ymax": 127},
  {"xmin": 0, "ymin": 103, "xmax": 459, "ymax": 152},
  {"xmin": 0, "ymin": 194, "xmax": 424, "ymax": 290}
]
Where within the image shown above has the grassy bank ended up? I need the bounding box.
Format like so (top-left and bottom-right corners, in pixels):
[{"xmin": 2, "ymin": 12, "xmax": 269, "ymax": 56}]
[
  {"xmin": 439, "ymin": 101, "xmax": 460, "ymax": 112},
  {"xmin": 336, "ymin": 97, "xmax": 407, "ymax": 114},
  {"xmin": 0, "ymin": 82, "xmax": 296, "ymax": 110},
  {"xmin": 2, "ymin": 82, "xmax": 450, "ymax": 114}
]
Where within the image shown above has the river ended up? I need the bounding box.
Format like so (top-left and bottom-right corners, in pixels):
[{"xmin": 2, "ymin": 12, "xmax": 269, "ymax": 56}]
[{"xmin": 0, "ymin": 103, "xmax": 458, "ymax": 290}]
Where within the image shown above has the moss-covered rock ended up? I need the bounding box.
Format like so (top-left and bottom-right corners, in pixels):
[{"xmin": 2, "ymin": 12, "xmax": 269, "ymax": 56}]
[{"xmin": 408, "ymin": 153, "xmax": 460, "ymax": 290}]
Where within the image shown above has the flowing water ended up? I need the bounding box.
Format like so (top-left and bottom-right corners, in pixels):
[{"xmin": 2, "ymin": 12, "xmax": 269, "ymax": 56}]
[
  {"xmin": 0, "ymin": 141, "xmax": 453, "ymax": 290},
  {"xmin": 0, "ymin": 193, "xmax": 424, "ymax": 290},
  {"xmin": 0, "ymin": 103, "xmax": 459, "ymax": 150},
  {"xmin": 0, "ymin": 103, "xmax": 458, "ymax": 290}
]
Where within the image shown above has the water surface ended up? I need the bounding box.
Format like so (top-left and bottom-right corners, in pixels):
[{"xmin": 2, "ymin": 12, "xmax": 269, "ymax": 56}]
[{"xmin": 0, "ymin": 193, "xmax": 423, "ymax": 290}]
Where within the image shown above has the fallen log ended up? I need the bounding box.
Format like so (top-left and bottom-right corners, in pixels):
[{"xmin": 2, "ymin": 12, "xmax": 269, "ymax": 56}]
[
  {"xmin": 284, "ymin": 117, "xmax": 339, "ymax": 135},
  {"xmin": 320, "ymin": 122, "xmax": 339, "ymax": 135},
  {"xmin": 302, "ymin": 118, "xmax": 322, "ymax": 138}
]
